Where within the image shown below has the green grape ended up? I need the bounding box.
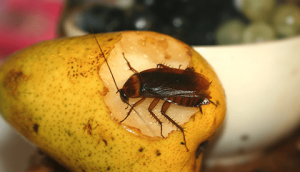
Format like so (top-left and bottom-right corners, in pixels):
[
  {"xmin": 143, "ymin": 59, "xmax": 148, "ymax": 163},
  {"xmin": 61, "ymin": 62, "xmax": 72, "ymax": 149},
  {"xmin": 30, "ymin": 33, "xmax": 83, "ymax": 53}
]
[
  {"xmin": 216, "ymin": 19, "xmax": 246, "ymax": 45},
  {"xmin": 272, "ymin": 4, "xmax": 300, "ymax": 38},
  {"xmin": 243, "ymin": 22, "xmax": 276, "ymax": 43},
  {"xmin": 242, "ymin": 0, "xmax": 276, "ymax": 22}
]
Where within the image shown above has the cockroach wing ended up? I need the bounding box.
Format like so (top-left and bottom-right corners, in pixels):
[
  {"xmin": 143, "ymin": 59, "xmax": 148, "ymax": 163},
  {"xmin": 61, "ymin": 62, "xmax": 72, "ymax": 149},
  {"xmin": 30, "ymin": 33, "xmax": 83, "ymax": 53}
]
[{"xmin": 139, "ymin": 68, "xmax": 211, "ymax": 99}]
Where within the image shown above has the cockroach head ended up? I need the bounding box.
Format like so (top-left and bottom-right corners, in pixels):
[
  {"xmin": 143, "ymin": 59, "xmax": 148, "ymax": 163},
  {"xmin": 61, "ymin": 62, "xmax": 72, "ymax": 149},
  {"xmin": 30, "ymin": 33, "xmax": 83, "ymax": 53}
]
[
  {"xmin": 119, "ymin": 74, "xmax": 142, "ymax": 104},
  {"xmin": 120, "ymin": 89, "xmax": 129, "ymax": 104}
]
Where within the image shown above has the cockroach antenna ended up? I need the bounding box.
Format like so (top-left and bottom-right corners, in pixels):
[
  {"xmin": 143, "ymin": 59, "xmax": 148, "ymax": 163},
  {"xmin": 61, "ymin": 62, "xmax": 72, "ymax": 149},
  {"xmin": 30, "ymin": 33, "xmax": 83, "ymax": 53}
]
[
  {"xmin": 83, "ymin": 15, "xmax": 141, "ymax": 119},
  {"xmin": 83, "ymin": 15, "xmax": 119, "ymax": 93}
]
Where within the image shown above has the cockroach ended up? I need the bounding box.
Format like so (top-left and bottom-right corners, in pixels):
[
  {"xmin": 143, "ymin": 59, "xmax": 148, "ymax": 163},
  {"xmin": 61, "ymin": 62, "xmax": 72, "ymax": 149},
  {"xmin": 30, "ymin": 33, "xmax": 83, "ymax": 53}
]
[{"xmin": 85, "ymin": 18, "xmax": 216, "ymax": 152}]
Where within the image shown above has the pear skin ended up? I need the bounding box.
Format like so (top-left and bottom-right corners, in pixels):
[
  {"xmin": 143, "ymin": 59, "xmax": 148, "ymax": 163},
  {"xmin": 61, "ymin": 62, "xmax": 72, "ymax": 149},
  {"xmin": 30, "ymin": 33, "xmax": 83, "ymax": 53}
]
[{"xmin": 0, "ymin": 31, "xmax": 226, "ymax": 172}]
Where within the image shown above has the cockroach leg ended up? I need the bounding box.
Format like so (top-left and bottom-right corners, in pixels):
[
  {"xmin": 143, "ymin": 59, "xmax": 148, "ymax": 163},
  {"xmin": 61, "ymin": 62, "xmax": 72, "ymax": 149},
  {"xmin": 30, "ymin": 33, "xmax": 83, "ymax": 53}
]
[
  {"xmin": 148, "ymin": 98, "xmax": 164, "ymax": 138},
  {"xmin": 199, "ymin": 106, "xmax": 203, "ymax": 114},
  {"xmin": 185, "ymin": 67, "xmax": 195, "ymax": 72},
  {"xmin": 199, "ymin": 98, "xmax": 217, "ymax": 114},
  {"xmin": 157, "ymin": 64, "xmax": 170, "ymax": 69},
  {"xmin": 161, "ymin": 101, "xmax": 189, "ymax": 152},
  {"xmin": 209, "ymin": 99, "xmax": 218, "ymax": 107},
  {"xmin": 120, "ymin": 97, "xmax": 146, "ymax": 123},
  {"xmin": 122, "ymin": 53, "xmax": 139, "ymax": 74}
]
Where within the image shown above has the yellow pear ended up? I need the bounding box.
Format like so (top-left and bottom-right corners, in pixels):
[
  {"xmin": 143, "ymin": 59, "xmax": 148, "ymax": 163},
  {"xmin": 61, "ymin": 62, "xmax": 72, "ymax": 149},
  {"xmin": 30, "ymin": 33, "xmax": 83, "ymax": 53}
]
[{"xmin": 0, "ymin": 31, "xmax": 226, "ymax": 172}]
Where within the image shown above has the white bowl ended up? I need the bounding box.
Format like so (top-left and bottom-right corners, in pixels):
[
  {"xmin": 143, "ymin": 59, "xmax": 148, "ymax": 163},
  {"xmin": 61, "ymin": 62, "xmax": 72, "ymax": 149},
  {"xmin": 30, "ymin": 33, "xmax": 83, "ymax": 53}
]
[{"xmin": 194, "ymin": 36, "xmax": 300, "ymax": 166}]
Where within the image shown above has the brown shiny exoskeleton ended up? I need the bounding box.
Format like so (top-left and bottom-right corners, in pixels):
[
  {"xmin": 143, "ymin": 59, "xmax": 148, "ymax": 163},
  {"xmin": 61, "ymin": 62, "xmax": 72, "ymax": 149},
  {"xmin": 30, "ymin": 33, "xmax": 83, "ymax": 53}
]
[
  {"xmin": 88, "ymin": 24, "xmax": 215, "ymax": 152},
  {"xmin": 119, "ymin": 53, "xmax": 216, "ymax": 152}
]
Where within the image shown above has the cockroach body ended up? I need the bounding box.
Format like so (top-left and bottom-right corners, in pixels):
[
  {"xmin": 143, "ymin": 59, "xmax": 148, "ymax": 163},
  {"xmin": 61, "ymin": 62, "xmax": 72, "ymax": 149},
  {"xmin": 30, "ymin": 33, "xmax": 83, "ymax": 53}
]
[
  {"xmin": 120, "ymin": 58, "xmax": 213, "ymax": 113},
  {"xmin": 119, "ymin": 55, "xmax": 215, "ymax": 152},
  {"xmin": 87, "ymin": 19, "xmax": 215, "ymax": 152}
]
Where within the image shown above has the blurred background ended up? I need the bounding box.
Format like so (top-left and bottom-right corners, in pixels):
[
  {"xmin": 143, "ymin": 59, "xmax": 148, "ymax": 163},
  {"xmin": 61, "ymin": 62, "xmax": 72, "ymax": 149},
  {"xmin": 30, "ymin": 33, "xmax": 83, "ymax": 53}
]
[
  {"xmin": 1, "ymin": 0, "xmax": 300, "ymax": 60},
  {"xmin": 0, "ymin": 0, "xmax": 300, "ymax": 171}
]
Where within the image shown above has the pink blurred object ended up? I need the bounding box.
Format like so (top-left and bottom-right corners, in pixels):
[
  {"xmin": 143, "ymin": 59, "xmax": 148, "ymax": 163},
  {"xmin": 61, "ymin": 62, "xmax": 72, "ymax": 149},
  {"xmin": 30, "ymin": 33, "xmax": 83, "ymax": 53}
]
[{"xmin": 0, "ymin": 0, "xmax": 64, "ymax": 60}]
